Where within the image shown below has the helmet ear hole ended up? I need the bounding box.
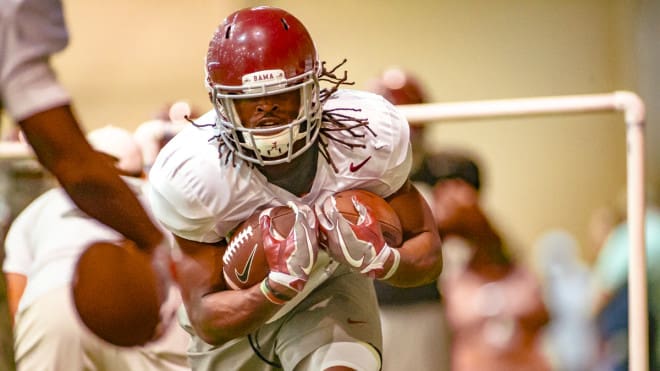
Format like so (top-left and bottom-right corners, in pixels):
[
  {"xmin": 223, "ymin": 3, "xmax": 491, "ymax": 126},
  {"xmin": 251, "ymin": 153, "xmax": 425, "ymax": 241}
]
[{"xmin": 280, "ymin": 18, "xmax": 289, "ymax": 30}]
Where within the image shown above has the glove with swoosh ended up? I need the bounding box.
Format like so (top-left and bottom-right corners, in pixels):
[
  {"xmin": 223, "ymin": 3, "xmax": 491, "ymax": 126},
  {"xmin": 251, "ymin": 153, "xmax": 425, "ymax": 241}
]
[
  {"xmin": 260, "ymin": 202, "xmax": 318, "ymax": 296},
  {"xmin": 316, "ymin": 194, "xmax": 400, "ymax": 280}
]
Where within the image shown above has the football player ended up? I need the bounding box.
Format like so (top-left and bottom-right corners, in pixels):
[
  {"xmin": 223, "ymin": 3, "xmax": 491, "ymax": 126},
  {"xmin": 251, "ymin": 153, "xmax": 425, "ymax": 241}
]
[{"xmin": 148, "ymin": 6, "xmax": 443, "ymax": 371}]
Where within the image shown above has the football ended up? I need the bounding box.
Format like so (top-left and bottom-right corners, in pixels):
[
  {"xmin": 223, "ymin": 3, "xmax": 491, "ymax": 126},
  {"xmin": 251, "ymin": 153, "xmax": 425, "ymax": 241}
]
[
  {"xmin": 322, "ymin": 189, "xmax": 403, "ymax": 247},
  {"xmin": 222, "ymin": 206, "xmax": 295, "ymax": 290}
]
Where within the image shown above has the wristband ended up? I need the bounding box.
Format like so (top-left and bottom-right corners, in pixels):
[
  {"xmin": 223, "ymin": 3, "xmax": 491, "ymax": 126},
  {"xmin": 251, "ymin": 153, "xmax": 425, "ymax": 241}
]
[
  {"xmin": 378, "ymin": 248, "xmax": 400, "ymax": 281},
  {"xmin": 260, "ymin": 278, "xmax": 291, "ymax": 305}
]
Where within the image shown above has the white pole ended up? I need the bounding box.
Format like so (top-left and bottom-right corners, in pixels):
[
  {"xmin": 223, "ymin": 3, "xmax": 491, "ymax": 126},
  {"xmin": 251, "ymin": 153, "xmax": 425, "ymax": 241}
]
[
  {"xmin": 617, "ymin": 92, "xmax": 648, "ymax": 371},
  {"xmin": 397, "ymin": 91, "xmax": 648, "ymax": 371},
  {"xmin": 397, "ymin": 92, "xmax": 619, "ymax": 123}
]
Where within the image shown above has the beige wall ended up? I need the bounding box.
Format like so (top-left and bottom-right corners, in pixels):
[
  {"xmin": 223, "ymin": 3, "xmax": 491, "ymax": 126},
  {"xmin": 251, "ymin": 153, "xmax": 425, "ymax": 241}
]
[{"xmin": 40, "ymin": 0, "xmax": 652, "ymax": 261}]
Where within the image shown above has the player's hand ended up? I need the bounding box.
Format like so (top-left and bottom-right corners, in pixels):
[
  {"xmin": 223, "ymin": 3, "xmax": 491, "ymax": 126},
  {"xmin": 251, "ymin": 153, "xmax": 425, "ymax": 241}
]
[
  {"xmin": 73, "ymin": 239, "xmax": 177, "ymax": 346},
  {"xmin": 260, "ymin": 202, "xmax": 318, "ymax": 295},
  {"xmin": 117, "ymin": 239, "xmax": 179, "ymax": 341},
  {"xmin": 317, "ymin": 195, "xmax": 400, "ymax": 280}
]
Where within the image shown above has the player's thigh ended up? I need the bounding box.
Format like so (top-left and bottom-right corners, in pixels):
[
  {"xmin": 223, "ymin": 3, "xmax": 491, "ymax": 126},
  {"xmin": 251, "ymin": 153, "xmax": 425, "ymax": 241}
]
[{"xmin": 277, "ymin": 268, "xmax": 382, "ymax": 370}]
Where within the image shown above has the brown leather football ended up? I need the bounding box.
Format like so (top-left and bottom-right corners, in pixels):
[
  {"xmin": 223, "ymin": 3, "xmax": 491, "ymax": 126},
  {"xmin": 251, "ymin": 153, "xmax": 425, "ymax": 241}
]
[
  {"xmin": 222, "ymin": 206, "xmax": 295, "ymax": 290},
  {"xmin": 324, "ymin": 189, "xmax": 403, "ymax": 247}
]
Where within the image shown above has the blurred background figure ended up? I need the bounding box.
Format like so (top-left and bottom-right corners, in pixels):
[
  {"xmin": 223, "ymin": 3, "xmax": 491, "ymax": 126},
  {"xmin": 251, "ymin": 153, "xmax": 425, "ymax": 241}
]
[
  {"xmin": 2, "ymin": 126, "xmax": 190, "ymax": 371},
  {"xmin": 133, "ymin": 101, "xmax": 198, "ymax": 173},
  {"xmin": 534, "ymin": 229, "xmax": 599, "ymax": 371},
  {"xmin": 428, "ymin": 150, "xmax": 551, "ymax": 371},
  {"xmin": 366, "ymin": 67, "xmax": 450, "ymax": 371},
  {"xmin": 366, "ymin": 66, "xmax": 428, "ymax": 181},
  {"xmin": 591, "ymin": 186, "xmax": 660, "ymax": 371}
]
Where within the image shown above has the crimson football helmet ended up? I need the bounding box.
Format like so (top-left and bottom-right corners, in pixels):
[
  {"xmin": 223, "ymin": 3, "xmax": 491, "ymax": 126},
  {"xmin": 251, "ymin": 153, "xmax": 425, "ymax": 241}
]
[{"xmin": 206, "ymin": 6, "xmax": 322, "ymax": 165}]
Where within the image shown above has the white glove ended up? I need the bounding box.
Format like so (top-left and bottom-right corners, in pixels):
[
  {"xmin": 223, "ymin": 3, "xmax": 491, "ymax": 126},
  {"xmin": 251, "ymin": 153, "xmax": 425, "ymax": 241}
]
[
  {"xmin": 317, "ymin": 194, "xmax": 400, "ymax": 280},
  {"xmin": 260, "ymin": 202, "xmax": 318, "ymax": 297}
]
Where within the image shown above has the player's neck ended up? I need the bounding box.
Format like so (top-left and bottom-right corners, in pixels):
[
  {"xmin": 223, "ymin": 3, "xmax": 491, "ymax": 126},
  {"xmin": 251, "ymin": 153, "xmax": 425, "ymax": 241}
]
[{"xmin": 258, "ymin": 147, "xmax": 318, "ymax": 197}]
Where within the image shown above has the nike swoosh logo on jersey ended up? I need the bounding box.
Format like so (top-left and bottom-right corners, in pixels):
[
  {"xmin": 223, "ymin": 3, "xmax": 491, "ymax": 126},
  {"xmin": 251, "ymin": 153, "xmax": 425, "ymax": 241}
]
[
  {"xmin": 349, "ymin": 156, "xmax": 372, "ymax": 172},
  {"xmin": 235, "ymin": 243, "xmax": 258, "ymax": 284}
]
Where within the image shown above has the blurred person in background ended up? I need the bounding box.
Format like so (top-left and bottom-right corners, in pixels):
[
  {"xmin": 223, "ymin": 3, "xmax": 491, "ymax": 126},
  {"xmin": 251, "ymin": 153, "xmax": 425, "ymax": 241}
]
[
  {"xmin": 2, "ymin": 126, "xmax": 191, "ymax": 371},
  {"xmin": 1, "ymin": 0, "xmax": 174, "ymax": 363},
  {"xmin": 591, "ymin": 185, "xmax": 660, "ymax": 371},
  {"xmin": 428, "ymin": 151, "xmax": 551, "ymax": 371},
  {"xmin": 534, "ymin": 229, "xmax": 599, "ymax": 371},
  {"xmin": 134, "ymin": 101, "xmax": 200, "ymax": 173},
  {"xmin": 366, "ymin": 67, "xmax": 450, "ymax": 370},
  {"xmin": 366, "ymin": 67, "xmax": 428, "ymax": 182}
]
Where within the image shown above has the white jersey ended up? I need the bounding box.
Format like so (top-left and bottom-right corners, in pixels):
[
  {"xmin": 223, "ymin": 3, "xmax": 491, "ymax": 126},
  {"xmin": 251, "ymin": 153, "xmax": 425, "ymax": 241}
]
[
  {"xmin": 149, "ymin": 89, "xmax": 411, "ymax": 242},
  {"xmin": 149, "ymin": 89, "xmax": 412, "ymax": 321}
]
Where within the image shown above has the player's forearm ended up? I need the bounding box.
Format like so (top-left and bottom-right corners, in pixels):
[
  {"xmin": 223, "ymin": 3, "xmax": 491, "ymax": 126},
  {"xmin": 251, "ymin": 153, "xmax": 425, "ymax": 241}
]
[
  {"xmin": 19, "ymin": 105, "xmax": 163, "ymax": 250},
  {"xmin": 190, "ymin": 285, "xmax": 283, "ymax": 345},
  {"xmin": 385, "ymin": 184, "xmax": 444, "ymax": 287},
  {"xmin": 57, "ymin": 169, "xmax": 163, "ymax": 249},
  {"xmin": 172, "ymin": 236, "xmax": 273, "ymax": 345},
  {"xmin": 384, "ymin": 230, "xmax": 443, "ymax": 287}
]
